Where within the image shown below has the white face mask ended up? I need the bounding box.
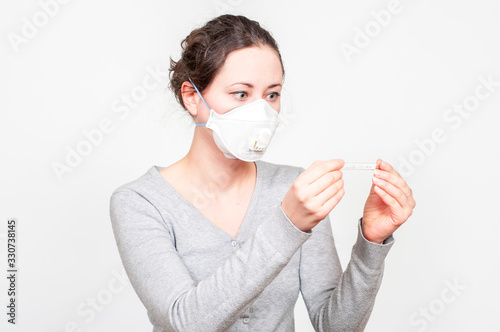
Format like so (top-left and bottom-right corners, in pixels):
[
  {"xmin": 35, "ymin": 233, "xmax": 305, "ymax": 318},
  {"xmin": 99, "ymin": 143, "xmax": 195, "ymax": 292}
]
[{"xmin": 189, "ymin": 78, "xmax": 281, "ymax": 162}]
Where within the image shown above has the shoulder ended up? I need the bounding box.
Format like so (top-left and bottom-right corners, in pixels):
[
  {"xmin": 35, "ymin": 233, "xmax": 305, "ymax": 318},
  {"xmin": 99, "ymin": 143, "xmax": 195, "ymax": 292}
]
[{"xmin": 109, "ymin": 166, "xmax": 162, "ymax": 206}]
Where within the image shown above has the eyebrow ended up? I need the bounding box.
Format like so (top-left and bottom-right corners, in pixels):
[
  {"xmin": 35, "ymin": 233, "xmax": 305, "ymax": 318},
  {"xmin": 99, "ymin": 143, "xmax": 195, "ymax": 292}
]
[{"xmin": 230, "ymin": 82, "xmax": 282, "ymax": 89}]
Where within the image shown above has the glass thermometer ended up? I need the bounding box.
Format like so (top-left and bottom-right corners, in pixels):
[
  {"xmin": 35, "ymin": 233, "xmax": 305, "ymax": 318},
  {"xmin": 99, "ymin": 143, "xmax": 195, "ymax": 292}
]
[{"xmin": 341, "ymin": 163, "xmax": 376, "ymax": 170}]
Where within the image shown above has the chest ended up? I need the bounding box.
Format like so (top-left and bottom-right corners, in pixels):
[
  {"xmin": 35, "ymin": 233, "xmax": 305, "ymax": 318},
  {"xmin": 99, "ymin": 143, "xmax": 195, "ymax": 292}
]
[
  {"xmin": 159, "ymin": 168, "xmax": 255, "ymax": 239},
  {"xmin": 201, "ymin": 197, "xmax": 252, "ymax": 239}
]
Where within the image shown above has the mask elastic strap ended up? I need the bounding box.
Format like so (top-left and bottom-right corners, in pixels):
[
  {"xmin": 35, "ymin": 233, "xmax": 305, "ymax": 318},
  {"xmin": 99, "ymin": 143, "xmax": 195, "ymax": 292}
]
[{"xmin": 188, "ymin": 77, "xmax": 209, "ymax": 127}]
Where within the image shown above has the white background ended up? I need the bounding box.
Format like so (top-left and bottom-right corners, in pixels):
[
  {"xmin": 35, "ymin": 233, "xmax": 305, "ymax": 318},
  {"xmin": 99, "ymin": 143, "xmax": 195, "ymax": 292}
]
[{"xmin": 1, "ymin": 0, "xmax": 499, "ymax": 331}]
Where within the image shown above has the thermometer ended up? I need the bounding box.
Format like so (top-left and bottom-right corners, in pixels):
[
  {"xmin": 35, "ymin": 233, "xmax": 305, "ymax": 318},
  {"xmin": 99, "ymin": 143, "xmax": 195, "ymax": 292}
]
[{"xmin": 341, "ymin": 163, "xmax": 376, "ymax": 170}]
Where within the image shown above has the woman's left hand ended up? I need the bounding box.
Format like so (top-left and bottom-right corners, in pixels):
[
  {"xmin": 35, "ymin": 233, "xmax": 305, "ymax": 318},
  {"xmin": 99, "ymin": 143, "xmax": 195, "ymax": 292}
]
[{"xmin": 362, "ymin": 159, "xmax": 416, "ymax": 244}]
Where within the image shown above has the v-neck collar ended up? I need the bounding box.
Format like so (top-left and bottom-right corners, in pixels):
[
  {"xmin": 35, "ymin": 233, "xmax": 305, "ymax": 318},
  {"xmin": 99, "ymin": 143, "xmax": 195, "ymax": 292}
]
[{"xmin": 150, "ymin": 160, "xmax": 264, "ymax": 241}]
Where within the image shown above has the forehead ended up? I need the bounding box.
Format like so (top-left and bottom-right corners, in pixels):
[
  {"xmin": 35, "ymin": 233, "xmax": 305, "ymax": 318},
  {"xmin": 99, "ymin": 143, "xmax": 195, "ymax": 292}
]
[{"xmin": 213, "ymin": 45, "xmax": 283, "ymax": 86}]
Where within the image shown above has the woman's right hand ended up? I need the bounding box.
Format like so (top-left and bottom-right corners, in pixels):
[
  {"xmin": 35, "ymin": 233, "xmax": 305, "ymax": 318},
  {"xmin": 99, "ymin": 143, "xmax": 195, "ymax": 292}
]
[{"xmin": 281, "ymin": 159, "xmax": 345, "ymax": 232}]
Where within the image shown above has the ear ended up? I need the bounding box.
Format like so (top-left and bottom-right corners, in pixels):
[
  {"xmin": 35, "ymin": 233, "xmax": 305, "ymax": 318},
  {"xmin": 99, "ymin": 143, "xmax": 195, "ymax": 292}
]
[{"xmin": 181, "ymin": 81, "xmax": 200, "ymax": 116}]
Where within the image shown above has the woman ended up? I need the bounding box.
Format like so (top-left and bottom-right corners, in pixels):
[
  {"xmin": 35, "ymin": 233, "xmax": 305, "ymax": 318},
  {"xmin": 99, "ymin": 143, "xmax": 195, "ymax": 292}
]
[{"xmin": 109, "ymin": 14, "xmax": 416, "ymax": 332}]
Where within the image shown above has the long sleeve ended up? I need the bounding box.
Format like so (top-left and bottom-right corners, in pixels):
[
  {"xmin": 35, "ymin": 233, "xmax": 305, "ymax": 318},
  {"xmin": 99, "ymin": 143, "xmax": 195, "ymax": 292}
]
[
  {"xmin": 109, "ymin": 189, "xmax": 312, "ymax": 332},
  {"xmin": 299, "ymin": 162, "xmax": 395, "ymax": 332},
  {"xmin": 299, "ymin": 205, "xmax": 395, "ymax": 331}
]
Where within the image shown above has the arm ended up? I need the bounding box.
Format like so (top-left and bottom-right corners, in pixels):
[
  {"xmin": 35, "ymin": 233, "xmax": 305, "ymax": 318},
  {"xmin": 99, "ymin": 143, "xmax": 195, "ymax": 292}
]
[
  {"xmin": 299, "ymin": 214, "xmax": 395, "ymax": 332},
  {"xmin": 109, "ymin": 189, "xmax": 312, "ymax": 332}
]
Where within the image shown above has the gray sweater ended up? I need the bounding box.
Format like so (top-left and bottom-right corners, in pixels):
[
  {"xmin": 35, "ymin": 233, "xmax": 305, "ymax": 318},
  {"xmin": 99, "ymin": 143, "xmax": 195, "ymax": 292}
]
[{"xmin": 109, "ymin": 160, "xmax": 395, "ymax": 332}]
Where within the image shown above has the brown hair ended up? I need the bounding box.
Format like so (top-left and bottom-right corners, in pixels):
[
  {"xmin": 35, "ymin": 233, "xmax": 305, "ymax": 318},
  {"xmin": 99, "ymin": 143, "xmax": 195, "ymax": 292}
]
[{"xmin": 168, "ymin": 14, "xmax": 285, "ymax": 110}]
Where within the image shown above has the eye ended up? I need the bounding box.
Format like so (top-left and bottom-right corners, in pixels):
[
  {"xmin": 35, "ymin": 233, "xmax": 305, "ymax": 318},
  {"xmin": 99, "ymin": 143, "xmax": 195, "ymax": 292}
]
[
  {"xmin": 231, "ymin": 91, "xmax": 247, "ymax": 100},
  {"xmin": 267, "ymin": 92, "xmax": 280, "ymax": 101}
]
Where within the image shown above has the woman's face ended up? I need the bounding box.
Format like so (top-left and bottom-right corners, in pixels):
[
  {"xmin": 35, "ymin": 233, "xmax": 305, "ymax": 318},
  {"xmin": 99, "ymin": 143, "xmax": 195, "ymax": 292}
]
[{"xmin": 198, "ymin": 45, "xmax": 283, "ymax": 117}]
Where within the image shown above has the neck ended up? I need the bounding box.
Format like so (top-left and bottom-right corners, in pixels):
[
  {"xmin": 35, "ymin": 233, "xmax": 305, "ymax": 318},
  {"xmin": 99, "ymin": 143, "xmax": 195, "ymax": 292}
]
[{"xmin": 177, "ymin": 127, "xmax": 256, "ymax": 195}]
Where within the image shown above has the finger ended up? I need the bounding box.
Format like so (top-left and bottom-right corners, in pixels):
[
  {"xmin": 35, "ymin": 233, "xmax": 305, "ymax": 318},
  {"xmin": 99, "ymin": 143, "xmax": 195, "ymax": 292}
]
[
  {"xmin": 318, "ymin": 186, "xmax": 345, "ymax": 218},
  {"xmin": 373, "ymin": 168, "xmax": 411, "ymax": 200},
  {"xmin": 306, "ymin": 170, "xmax": 343, "ymax": 199},
  {"xmin": 376, "ymin": 160, "xmax": 416, "ymax": 209},
  {"xmin": 298, "ymin": 159, "xmax": 345, "ymax": 185},
  {"xmin": 372, "ymin": 176, "xmax": 412, "ymax": 215},
  {"xmin": 377, "ymin": 159, "xmax": 403, "ymax": 179},
  {"xmin": 372, "ymin": 185, "xmax": 411, "ymax": 225},
  {"xmin": 403, "ymin": 187, "xmax": 416, "ymax": 209},
  {"xmin": 314, "ymin": 175, "xmax": 344, "ymax": 205},
  {"xmin": 407, "ymin": 191, "xmax": 416, "ymax": 209}
]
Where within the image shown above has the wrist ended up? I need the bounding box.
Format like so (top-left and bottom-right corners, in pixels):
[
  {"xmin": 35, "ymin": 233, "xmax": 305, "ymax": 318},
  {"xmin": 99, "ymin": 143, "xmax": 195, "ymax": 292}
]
[
  {"xmin": 280, "ymin": 202, "xmax": 311, "ymax": 233},
  {"xmin": 361, "ymin": 218, "xmax": 385, "ymax": 244}
]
